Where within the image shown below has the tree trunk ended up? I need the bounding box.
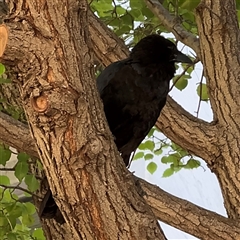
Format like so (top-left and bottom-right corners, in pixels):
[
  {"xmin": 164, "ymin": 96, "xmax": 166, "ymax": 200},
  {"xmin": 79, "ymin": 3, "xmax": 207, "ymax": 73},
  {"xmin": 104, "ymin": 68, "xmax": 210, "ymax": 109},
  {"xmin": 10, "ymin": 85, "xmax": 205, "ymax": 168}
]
[
  {"xmin": 3, "ymin": 0, "xmax": 165, "ymax": 239},
  {"xmin": 195, "ymin": 0, "xmax": 240, "ymax": 219}
]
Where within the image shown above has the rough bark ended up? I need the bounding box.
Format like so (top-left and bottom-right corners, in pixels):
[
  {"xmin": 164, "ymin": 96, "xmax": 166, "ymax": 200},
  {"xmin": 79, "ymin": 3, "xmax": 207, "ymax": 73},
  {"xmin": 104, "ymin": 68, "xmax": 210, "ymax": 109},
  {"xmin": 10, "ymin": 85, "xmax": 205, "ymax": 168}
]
[
  {"xmin": 3, "ymin": 0, "xmax": 165, "ymax": 239},
  {"xmin": 196, "ymin": 0, "xmax": 240, "ymax": 219},
  {"xmin": 0, "ymin": 111, "xmax": 37, "ymax": 157},
  {"xmin": 139, "ymin": 178, "xmax": 240, "ymax": 240}
]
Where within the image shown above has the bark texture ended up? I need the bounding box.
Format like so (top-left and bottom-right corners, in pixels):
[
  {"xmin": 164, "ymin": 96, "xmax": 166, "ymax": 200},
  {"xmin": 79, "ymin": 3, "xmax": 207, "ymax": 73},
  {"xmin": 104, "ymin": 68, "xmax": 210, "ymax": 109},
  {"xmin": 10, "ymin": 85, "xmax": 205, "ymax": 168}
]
[{"xmin": 196, "ymin": 0, "xmax": 240, "ymax": 219}]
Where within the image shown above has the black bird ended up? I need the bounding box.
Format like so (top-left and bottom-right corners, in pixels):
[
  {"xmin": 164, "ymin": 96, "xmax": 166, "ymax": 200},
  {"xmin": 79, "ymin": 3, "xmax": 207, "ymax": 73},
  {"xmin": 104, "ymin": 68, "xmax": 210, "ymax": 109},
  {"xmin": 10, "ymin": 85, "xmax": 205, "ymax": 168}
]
[
  {"xmin": 97, "ymin": 34, "xmax": 192, "ymax": 166},
  {"xmin": 39, "ymin": 34, "xmax": 192, "ymax": 223}
]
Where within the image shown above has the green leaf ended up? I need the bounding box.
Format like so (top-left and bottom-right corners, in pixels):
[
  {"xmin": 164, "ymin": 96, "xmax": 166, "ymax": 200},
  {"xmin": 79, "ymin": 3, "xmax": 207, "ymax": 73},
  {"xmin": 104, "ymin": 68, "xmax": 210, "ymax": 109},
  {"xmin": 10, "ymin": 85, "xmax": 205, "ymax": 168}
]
[
  {"xmin": 4, "ymin": 202, "xmax": 16, "ymax": 212},
  {"xmin": 32, "ymin": 228, "xmax": 45, "ymax": 240},
  {"xmin": 147, "ymin": 162, "xmax": 157, "ymax": 174},
  {"xmin": 197, "ymin": 83, "xmax": 209, "ymax": 101},
  {"xmin": 173, "ymin": 75, "xmax": 188, "ymax": 91},
  {"xmin": 184, "ymin": 159, "xmax": 201, "ymax": 169},
  {"xmin": 24, "ymin": 174, "xmax": 39, "ymax": 192},
  {"xmin": 130, "ymin": 0, "xmax": 145, "ymax": 10},
  {"xmin": 171, "ymin": 142, "xmax": 187, "ymax": 157},
  {"xmin": 144, "ymin": 140, "xmax": 155, "ymax": 151},
  {"xmin": 7, "ymin": 215, "xmax": 17, "ymax": 230},
  {"xmin": 24, "ymin": 202, "xmax": 36, "ymax": 215},
  {"xmin": 91, "ymin": 0, "xmax": 114, "ymax": 17},
  {"xmin": 144, "ymin": 153, "xmax": 154, "ymax": 161},
  {"xmin": 8, "ymin": 203, "xmax": 23, "ymax": 218},
  {"xmin": 154, "ymin": 148, "xmax": 163, "ymax": 155},
  {"xmin": 37, "ymin": 160, "xmax": 43, "ymax": 171},
  {"xmin": 138, "ymin": 143, "xmax": 145, "ymax": 150},
  {"xmin": 161, "ymin": 153, "xmax": 180, "ymax": 164},
  {"xmin": 115, "ymin": 5, "xmax": 126, "ymax": 15},
  {"xmin": 179, "ymin": 0, "xmax": 200, "ymax": 11},
  {"xmin": 17, "ymin": 152, "xmax": 29, "ymax": 162},
  {"xmin": 115, "ymin": 25, "xmax": 132, "ymax": 36},
  {"xmin": 22, "ymin": 213, "xmax": 34, "ymax": 226},
  {"xmin": 0, "ymin": 189, "xmax": 12, "ymax": 203},
  {"xmin": 129, "ymin": 9, "xmax": 144, "ymax": 21},
  {"xmin": 15, "ymin": 161, "xmax": 29, "ymax": 181},
  {"xmin": 121, "ymin": 13, "xmax": 133, "ymax": 27},
  {"xmin": 0, "ymin": 175, "xmax": 10, "ymax": 185},
  {"xmin": 141, "ymin": 6, "xmax": 154, "ymax": 18},
  {"xmin": 171, "ymin": 142, "xmax": 180, "ymax": 151},
  {"xmin": 162, "ymin": 167, "xmax": 174, "ymax": 177},
  {"xmin": 181, "ymin": 11, "xmax": 196, "ymax": 24},
  {"xmin": 147, "ymin": 128, "xmax": 155, "ymax": 137},
  {"xmin": 133, "ymin": 151, "xmax": 144, "ymax": 160},
  {"xmin": 173, "ymin": 166, "xmax": 182, "ymax": 173},
  {"xmin": 0, "ymin": 63, "xmax": 5, "ymax": 75},
  {"xmin": 161, "ymin": 156, "xmax": 171, "ymax": 164},
  {"xmin": 0, "ymin": 145, "xmax": 11, "ymax": 166},
  {"xmin": 0, "ymin": 215, "xmax": 9, "ymax": 228},
  {"xmin": 6, "ymin": 233, "xmax": 18, "ymax": 240}
]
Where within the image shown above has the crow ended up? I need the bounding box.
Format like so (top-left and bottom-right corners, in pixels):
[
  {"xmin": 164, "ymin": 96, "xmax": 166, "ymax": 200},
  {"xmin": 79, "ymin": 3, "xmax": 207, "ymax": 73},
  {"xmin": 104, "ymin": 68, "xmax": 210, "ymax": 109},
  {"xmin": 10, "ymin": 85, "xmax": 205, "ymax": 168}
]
[
  {"xmin": 97, "ymin": 34, "xmax": 192, "ymax": 166},
  {"xmin": 39, "ymin": 34, "xmax": 192, "ymax": 223}
]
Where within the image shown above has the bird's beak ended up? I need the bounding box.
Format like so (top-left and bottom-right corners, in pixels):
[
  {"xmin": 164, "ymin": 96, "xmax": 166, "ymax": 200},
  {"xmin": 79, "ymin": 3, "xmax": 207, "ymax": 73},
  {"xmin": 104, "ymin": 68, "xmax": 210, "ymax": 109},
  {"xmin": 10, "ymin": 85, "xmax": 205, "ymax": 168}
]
[{"xmin": 174, "ymin": 51, "xmax": 192, "ymax": 64}]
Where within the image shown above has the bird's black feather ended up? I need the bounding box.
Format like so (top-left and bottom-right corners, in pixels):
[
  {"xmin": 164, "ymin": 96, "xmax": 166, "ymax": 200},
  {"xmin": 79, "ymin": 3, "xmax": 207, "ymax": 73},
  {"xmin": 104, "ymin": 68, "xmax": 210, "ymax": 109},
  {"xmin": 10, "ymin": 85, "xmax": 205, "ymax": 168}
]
[{"xmin": 97, "ymin": 34, "xmax": 192, "ymax": 166}]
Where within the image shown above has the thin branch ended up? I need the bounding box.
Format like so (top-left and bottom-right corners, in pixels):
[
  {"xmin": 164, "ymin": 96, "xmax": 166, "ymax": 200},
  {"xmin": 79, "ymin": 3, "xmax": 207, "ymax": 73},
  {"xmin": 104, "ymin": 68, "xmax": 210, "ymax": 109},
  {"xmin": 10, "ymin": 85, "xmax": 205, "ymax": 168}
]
[
  {"xmin": 156, "ymin": 97, "xmax": 219, "ymax": 162},
  {"xmin": 196, "ymin": 70, "xmax": 204, "ymax": 117},
  {"xmin": 0, "ymin": 183, "xmax": 41, "ymax": 199},
  {"xmin": 144, "ymin": 0, "xmax": 200, "ymax": 57},
  {"xmin": 169, "ymin": 58, "xmax": 199, "ymax": 92},
  {"xmin": 0, "ymin": 111, "xmax": 38, "ymax": 158},
  {"xmin": 0, "ymin": 167, "xmax": 15, "ymax": 171}
]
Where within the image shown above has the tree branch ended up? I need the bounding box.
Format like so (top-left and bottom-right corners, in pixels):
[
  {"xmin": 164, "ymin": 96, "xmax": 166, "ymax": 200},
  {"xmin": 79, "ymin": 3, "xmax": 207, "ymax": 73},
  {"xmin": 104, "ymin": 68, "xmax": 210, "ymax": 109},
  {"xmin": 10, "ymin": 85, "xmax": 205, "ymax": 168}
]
[
  {"xmin": 155, "ymin": 97, "xmax": 219, "ymax": 163},
  {"xmin": 0, "ymin": 111, "xmax": 38, "ymax": 158},
  {"xmin": 0, "ymin": 183, "xmax": 41, "ymax": 199},
  {"xmin": 88, "ymin": 10, "xmax": 218, "ymax": 163},
  {"xmin": 139, "ymin": 177, "xmax": 240, "ymax": 240},
  {"xmin": 144, "ymin": 0, "xmax": 200, "ymax": 57}
]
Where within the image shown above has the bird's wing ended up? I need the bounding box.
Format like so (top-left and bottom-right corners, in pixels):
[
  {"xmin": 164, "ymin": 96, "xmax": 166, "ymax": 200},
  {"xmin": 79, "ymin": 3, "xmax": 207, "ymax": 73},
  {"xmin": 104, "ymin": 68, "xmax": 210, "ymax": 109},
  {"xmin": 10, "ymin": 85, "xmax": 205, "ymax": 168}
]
[
  {"xmin": 97, "ymin": 59, "xmax": 140, "ymax": 147},
  {"xmin": 97, "ymin": 59, "xmax": 130, "ymax": 93}
]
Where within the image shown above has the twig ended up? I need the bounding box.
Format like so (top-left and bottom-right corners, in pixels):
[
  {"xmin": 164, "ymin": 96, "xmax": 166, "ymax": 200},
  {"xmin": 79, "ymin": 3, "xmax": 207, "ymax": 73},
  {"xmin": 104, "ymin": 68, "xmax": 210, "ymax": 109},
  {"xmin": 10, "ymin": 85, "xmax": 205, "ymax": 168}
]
[
  {"xmin": 0, "ymin": 167, "xmax": 15, "ymax": 171},
  {"xmin": 0, "ymin": 184, "xmax": 41, "ymax": 199},
  {"xmin": 169, "ymin": 58, "xmax": 199, "ymax": 92},
  {"xmin": 196, "ymin": 70, "xmax": 204, "ymax": 118},
  {"xmin": 169, "ymin": 64, "xmax": 191, "ymax": 92}
]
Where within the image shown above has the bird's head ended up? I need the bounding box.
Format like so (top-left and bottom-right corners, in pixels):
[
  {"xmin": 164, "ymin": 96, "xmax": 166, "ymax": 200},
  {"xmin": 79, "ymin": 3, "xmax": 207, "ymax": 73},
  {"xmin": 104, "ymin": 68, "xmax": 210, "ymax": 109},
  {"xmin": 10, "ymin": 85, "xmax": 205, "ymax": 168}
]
[{"xmin": 130, "ymin": 34, "xmax": 192, "ymax": 65}]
